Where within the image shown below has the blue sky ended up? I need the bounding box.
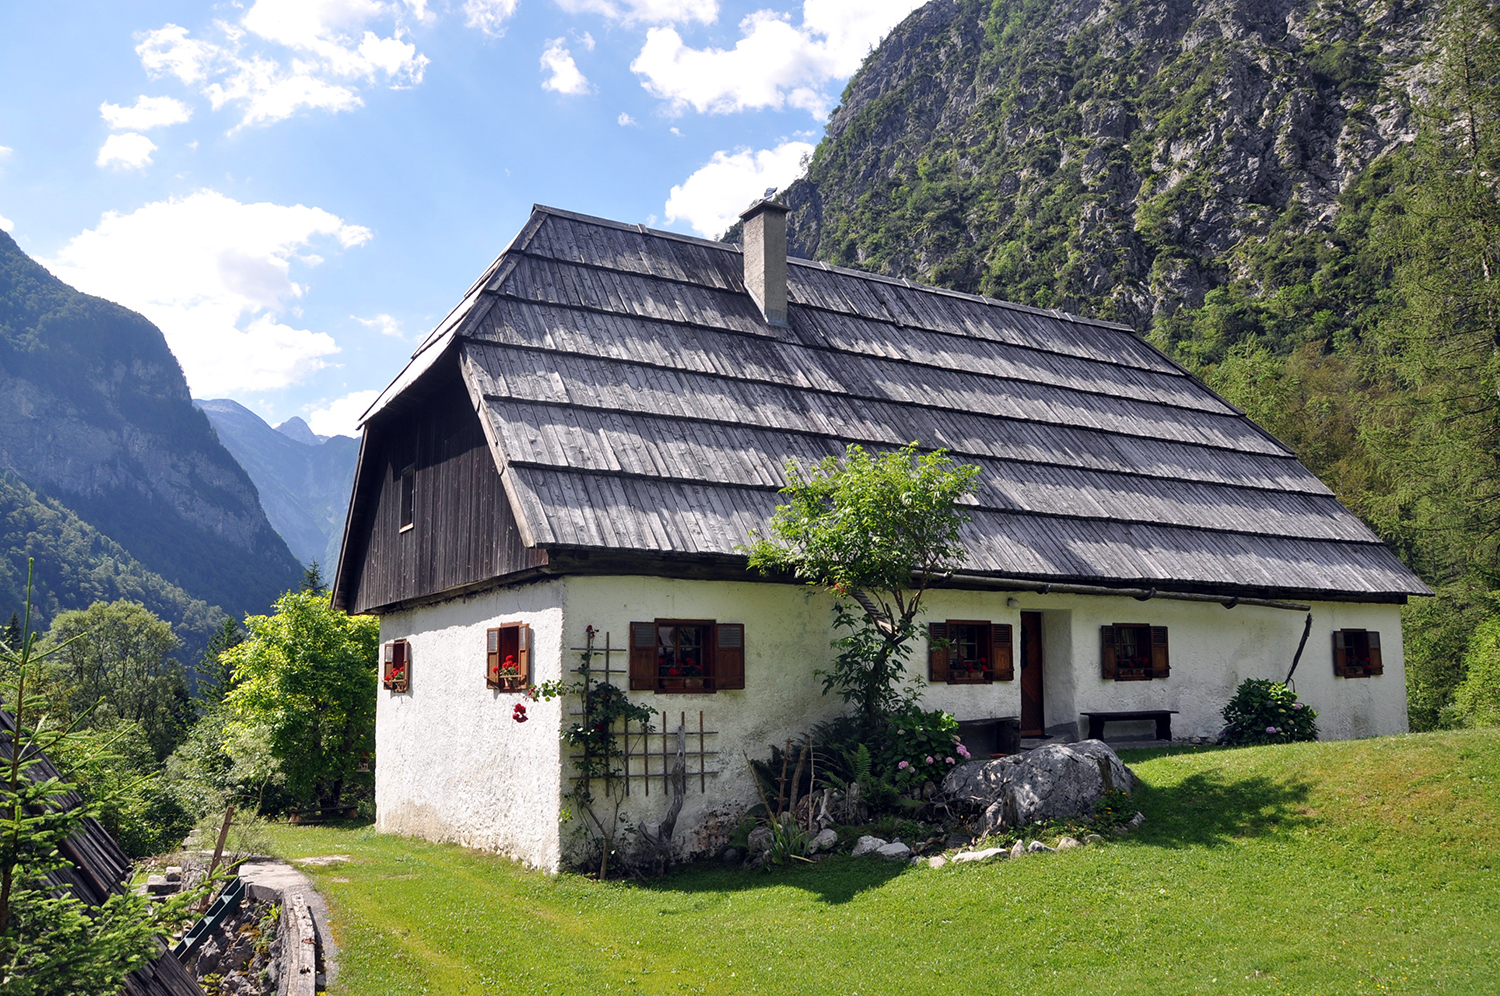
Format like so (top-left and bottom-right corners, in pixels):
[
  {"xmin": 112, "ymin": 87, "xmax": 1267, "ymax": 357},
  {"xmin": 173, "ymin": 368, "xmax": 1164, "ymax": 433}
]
[{"xmin": 0, "ymin": 0, "xmax": 920, "ymax": 435}]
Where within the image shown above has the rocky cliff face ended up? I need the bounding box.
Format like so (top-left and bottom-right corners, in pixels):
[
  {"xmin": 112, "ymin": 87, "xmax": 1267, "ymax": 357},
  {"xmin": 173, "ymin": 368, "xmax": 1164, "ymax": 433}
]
[
  {"xmin": 0, "ymin": 230, "xmax": 303, "ymax": 620},
  {"xmin": 198, "ymin": 399, "xmax": 359, "ymax": 570},
  {"xmin": 779, "ymin": 0, "xmax": 1436, "ymax": 328}
]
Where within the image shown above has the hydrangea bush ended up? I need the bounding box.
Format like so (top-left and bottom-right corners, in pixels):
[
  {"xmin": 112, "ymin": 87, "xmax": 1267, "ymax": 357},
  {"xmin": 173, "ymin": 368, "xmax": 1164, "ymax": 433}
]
[
  {"xmin": 878, "ymin": 705, "xmax": 970, "ymax": 791},
  {"xmin": 1221, "ymin": 678, "xmax": 1318, "ymax": 746}
]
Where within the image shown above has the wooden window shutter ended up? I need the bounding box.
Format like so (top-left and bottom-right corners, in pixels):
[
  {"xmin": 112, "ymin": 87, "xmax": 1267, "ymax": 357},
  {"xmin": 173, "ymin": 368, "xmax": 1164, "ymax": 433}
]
[
  {"xmin": 1150, "ymin": 627, "xmax": 1170, "ymax": 679},
  {"xmin": 1367, "ymin": 631, "xmax": 1383, "ymax": 675},
  {"xmin": 485, "ymin": 628, "xmax": 501, "ymax": 689},
  {"xmin": 715, "ymin": 623, "xmax": 745, "ymax": 690},
  {"xmin": 1332, "ymin": 630, "xmax": 1348, "ymax": 677},
  {"xmin": 629, "ymin": 622, "xmax": 656, "ymax": 691},
  {"xmin": 517, "ymin": 624, "xmax": 532, "ymax": 684},
  {"xmin": 992, "ymin": 624, "xmax": 1014, "ymax": 681},
  {"xmin": 928, "ymin": 623, "xmax": 949, "ymax": 683},
  {"xmin": 1100, "ymin": 625, "xmax": 1117, "ymax": 680}
]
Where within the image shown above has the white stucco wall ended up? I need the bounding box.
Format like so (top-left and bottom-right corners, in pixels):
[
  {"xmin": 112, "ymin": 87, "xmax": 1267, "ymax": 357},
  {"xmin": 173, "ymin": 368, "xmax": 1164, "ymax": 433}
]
[
  {"xmin": 375, "ymin": 574, "xmax": 1408, "ymax": 869},
  {"xmin": 375, "ymin": 580, "xmax": 568, "ymax": 871}
]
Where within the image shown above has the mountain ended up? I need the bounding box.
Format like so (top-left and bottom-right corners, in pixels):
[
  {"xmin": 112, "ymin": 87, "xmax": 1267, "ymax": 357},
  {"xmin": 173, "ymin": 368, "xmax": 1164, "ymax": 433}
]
[
  {"xmin": 0, "ymin": 229, "xmax": 303, "ymax": 622},
  {"xmin": 198, "ymin": 399, "xmax": 359, "ymax": 570},
  {"xmin": 0, "ymin": 472, "xmax": 222, "ymax": 659},
  {"xmin": 771, "ymin": 0, "xmax": 1434, "ymax": 328}
]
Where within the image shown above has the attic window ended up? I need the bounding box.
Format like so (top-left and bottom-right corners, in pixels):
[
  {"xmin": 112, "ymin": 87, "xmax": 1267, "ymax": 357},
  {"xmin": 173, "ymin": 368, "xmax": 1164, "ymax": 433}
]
[
  {"xmin": 399, "ymin": 463, "xmax": 416, "ymax": 531},
  {"xmin": 486, "ymin": 623, "xmax": 531, "ymax": 691},
  {"xmin": 383, "ymin": 640, "xmax": 410, "ymax": 693}
]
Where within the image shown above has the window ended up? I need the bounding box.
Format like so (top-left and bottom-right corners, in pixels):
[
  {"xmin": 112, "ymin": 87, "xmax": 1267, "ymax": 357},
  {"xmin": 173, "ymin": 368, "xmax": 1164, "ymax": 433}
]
[
  {"xmin": 628, "ymin": 620, "xmax": 745, "ymax": 693},
  {"xmin": 1100, "ymin": 624, "xmax": 1169, "ymax": 681},
  {"xmin": 1333, "ymin": 629, "xmax": 1384, "ymax": 678},
  {"xmin": 399, "ymin": 464, "xmax": 416, "ymax": 531},
  {"xmin": 383, "ymin": 640, "xmax": 410, "ymax": 692},
  {"xmin": 486, "ymin": 623, "xmax": 532, "ymax": 691},
  {"xmin": 927, "ymin": 621, "xmax": 1015, "ymax": 683}
]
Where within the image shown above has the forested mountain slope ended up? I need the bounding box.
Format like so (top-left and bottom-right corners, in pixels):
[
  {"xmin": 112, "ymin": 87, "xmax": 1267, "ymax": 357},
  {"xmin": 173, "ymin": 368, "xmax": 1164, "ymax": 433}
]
[
  {"xmin": 198, "ymin": 399, "xmax": 359, "ymax": 570},
  {"xmin": 0, "ymin": 230, "xmax": 303, "ymax": 621},
  {"xmin": 769, "ymin": 0, "xmax": 1500, "ymax": 727}
]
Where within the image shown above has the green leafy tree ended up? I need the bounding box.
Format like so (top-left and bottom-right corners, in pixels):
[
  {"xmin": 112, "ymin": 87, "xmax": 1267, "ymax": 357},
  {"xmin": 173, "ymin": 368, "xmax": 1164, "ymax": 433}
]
[
  {"xmin": 223, "ymin": 590, "xmax": 379, "ymax": 812},
  {"xmin": 1452, "ymin": 616, "xmax": 1500, "ymax": 727},
  {"xmin": 40, "ymin": 601, "xmax": 193, "ymax": 763},
  {"xmin": 1, "ymin": 564, "xmax": 187, "ymax": 994},
  {"xmin": 747, "ymin": 443, "xmax": 979, "ymax": 727}
]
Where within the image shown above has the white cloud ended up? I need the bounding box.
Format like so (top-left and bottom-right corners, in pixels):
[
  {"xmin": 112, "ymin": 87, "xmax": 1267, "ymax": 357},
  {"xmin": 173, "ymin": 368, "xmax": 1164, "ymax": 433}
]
[
  {"xmin": 135, "ymin": 2, "xmax": 427, "ymax": 130},
  {"xmin": 631, "ymin": 0, "xmax": 922, "ymax": 115},
  {"xmin": 354, "ymin": 312, "xmax": 403, "ymax": 337},
  {"xmin": 96, "ymin": 133, "xmax": 159, "ymax": 169},
  {"xmin": 665, "ymin": 140, "xmax": 813, "ymax": 237},
  {"xmin": 100, "ymin": 95, "xmax": 194, "ymax": 131},
  {"xmin": 555, "ymin": 0, "xmax": 718, "ymax": 26},
  {"xmin": 463, "ymin": 0, "xmax": 519, "ymax": 36},
  {"xmin": 540, "ymin": 39, "xmax": 591, "ymax": 95},
  {"xmin": 307, "ymin": 389, "xmax": 379, "ymax": 437},
  {"xmin": 618, "ymin": 112, "xmax": 637, "ymax": 126},
  {"xmin": 44, "ymin": 190, "xmax": 370, "ymax": 395},
  {"xmin": 0, "ymin": 213, "xmax": 13, "ymax": 233},
  {"xmin": 0, "ymin": 146, "xmax": 13, "ymax": 160}
]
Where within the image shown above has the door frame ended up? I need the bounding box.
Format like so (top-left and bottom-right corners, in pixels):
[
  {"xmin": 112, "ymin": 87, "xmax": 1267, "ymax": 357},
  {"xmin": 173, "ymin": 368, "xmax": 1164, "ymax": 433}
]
[{"xmin": 1020, "ymin": 611, "xmax": 1045, "ymax": 736}]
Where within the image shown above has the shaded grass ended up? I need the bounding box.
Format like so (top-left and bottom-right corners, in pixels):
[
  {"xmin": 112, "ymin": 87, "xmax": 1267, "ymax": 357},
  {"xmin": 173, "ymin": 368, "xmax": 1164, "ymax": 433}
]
[{"xmin": 265, "ymin": 729, "xmax": 1500, "ymax": 995}]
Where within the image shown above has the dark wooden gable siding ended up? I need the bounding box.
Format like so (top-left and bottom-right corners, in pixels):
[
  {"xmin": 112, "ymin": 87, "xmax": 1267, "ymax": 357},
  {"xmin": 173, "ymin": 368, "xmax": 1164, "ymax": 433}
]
[{"xmin": 341, "ymin": 362, "xmax": 544, "ymax": 613}]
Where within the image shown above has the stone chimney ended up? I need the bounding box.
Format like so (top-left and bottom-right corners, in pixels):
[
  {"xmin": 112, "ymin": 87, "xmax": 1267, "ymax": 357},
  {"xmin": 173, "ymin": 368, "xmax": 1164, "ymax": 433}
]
[{"xmin": 738, "ymin": 199, "xmax": 790, "ymax": 326}]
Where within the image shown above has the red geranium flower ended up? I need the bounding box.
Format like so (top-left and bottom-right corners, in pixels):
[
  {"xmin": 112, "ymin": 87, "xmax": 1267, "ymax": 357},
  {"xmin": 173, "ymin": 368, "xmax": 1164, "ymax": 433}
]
[{"xmin": 512, "ymin": 703, "xmax": 528, "ymax": 723}]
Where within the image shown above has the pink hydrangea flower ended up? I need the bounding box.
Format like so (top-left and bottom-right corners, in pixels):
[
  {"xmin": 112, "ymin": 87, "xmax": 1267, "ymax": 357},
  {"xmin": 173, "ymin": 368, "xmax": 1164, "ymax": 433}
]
[
  {"xmin": 1293, "ymin": 702, "xmax": 1304, "ymax": 710},
  {"xmin": 1266, "ymin": 725, "xmax": 1278, "ymax": 734},
  {"xmin": 898, "ymin": 760, "xmax": 909, "ymax": 770},
  {"xmin": 956, "ymin": 744, "xmax": 971, "ymax": 759},
  {"xmin": 925, "ymin": 755, "xmax": 935, "ymax": 764},
  {"xmin": 945, "ymin": 756, "xmax": 955, "ymax": 764}
]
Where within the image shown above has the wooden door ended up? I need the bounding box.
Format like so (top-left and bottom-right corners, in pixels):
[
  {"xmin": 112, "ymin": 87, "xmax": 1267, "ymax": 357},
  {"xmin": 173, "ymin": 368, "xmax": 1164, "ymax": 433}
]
[{"xmin": 1020, "ymin": 612, "xmax": 1044, "ymax": 736}]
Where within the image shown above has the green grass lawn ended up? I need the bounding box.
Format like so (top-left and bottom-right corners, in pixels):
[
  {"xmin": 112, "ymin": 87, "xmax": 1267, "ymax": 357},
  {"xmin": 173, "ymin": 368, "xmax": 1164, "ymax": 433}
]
[{"xmin": 263, "ymin": 729, "xmax": 1500, "ymax": 996}]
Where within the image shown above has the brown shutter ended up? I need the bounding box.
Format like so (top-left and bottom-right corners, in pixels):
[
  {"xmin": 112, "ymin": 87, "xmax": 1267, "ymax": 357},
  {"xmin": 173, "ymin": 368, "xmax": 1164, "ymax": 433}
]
[
  {"xmin": 1367, "ymin": 631, "xmax": 1382, "ymax": 675},
  {"xmin": 1100, "ymin": 626, "xmax": 1117, "ymax": 680},
  {"xmin": 385, "ymin": 640, "xmax": 409, "ymax": 693},
  {"xmin": 486, "ymin": 628, "xmax": 501, "ymax": 689},
  {"xmin": 516, "ymin": 624, "xmax": 532, "ymax": 684},
  {"xmin": 992, "ymin": 624, "xmax": 1014, "ymax": 681},
  {"xmin": 629, "ymin": 621, "xmax": 656, "ymax": 691},
  {"xmin": 1333, "ymin": 630, "xmax": 1348, "ymax": 677},
  {"xmin": 928, "ymin": 622, "xmax": 949, "ymax": 683},
  {"xmin": 715, "ymin": 623, "xmax": 745, "ymax": 690},
  {"xmin": 383, "ymin": 641, "xmax": 395, "ymax": 687},
  {"xmin": 1150, "ymin": 627, "xmax": 1170, "ymax": 679}
]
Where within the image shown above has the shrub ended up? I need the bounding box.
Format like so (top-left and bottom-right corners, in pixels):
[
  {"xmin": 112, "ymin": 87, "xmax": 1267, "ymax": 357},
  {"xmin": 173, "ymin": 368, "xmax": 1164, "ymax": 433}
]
[
  {"xmin": 877, "ymin": 706, "xmax": 969, "ymax": 792},
  {"xmin": 1451, "ymin": 617, "xmax": 1500, "ymax": 727},
  {"xmin": 1221, "ymin": 678, "xmax": 1318, "ymax": 746}
]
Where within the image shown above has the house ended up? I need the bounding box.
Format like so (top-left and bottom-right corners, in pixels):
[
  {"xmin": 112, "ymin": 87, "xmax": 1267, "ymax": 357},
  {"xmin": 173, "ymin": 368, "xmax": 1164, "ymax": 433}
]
[{"xmin": 332, "ymin": 201, "xmax": 1428, "ymax": 871}]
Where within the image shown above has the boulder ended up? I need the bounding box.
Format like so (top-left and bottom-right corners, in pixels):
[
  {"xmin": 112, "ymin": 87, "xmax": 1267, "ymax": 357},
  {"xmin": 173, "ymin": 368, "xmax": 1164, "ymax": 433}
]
[
  {"xmin": 1027, "ymin": 840, "xmax": 1056, "ymax": 854},
  {"xmin": 145, "ymin": 874, "xmax": 173, "ymax": 896},
  {"xmin": 1056, "ymin": 836, "xmax": 1083, "ymax": 851},
  {"xmin": 808, "ymin": 828, "xmax": 839, "ymax": 854},
  {"xmin": 876, "ymin": 841, "xmax": 913, "ymax": 862},
  {"xmin": 851, "ymin": 835, "xmax": 886, "ymax": 857},
  {"xmin": 1084, "ymin": 833, "xmax": 1105, "ymax": 845},
  {"xmin": 747, "ymin": 826, "xmax": 773, "ymax": 856},
  {"xmin": 952, "ymin": 847, "xmax": 1007, "ymax": 864},
  {"xmin": 1009, "ymin": 840, "xmax": 1026, "ymax": 859},
  {"xmin": 940, "ymin": 740, "xmax": 1135, "ymax": 833},
  {"xmin": 927, "ymin": 855, "xmax": 948, "ymax": 869},
  {"xmin": 721, "ymin": 847, "xmax": 741, "ymax": 864}
]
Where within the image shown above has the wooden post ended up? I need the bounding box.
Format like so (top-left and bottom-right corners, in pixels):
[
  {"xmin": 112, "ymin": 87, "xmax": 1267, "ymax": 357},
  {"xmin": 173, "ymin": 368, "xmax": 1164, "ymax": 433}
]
[{"xmin": 198, "ymin": 802, "xmax": 234, "ymax": 911}]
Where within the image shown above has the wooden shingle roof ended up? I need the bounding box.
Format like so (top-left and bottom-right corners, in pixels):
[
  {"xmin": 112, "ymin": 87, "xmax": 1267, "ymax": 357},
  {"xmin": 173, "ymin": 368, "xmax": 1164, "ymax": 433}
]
[{"xmin": 359, "ymin": 205, "xmax": 1427, "ymax": 601}]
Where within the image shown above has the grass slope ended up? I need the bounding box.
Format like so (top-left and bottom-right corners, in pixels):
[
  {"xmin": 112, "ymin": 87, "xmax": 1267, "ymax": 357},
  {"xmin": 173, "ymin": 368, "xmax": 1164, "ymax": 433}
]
[{"xmin": 264, "ymin": 730, "xmax": 1500, "ymax": 995}]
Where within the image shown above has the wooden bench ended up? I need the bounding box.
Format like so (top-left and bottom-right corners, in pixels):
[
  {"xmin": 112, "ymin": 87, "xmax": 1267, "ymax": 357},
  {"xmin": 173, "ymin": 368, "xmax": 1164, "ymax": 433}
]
[{"xmin": 1081, "ymin": 710, "xmax": 1179, "ymax": 742}]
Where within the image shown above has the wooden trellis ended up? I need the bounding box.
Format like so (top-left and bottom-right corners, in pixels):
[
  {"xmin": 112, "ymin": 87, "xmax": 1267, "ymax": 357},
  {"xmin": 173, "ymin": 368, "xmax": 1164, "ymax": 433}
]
[{"xmin": 566, "ymin": 630, "xmax": 721, "ymax": 798}]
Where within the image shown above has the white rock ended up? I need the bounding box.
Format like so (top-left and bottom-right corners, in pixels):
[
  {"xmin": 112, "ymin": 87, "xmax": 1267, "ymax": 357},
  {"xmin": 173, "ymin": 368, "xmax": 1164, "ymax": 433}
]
[
  {"xmin": 928, "ymin": 855, "xmax": 948, "ymax": 869},
  {"xmin": 1027, "ymin": 840, "xmax": 1056, "ymax": 854},
  {"xmin": 952, "ymin": 847, "xmax": 1007, "ymax": 864},
  {"xmin": 941, "ymin": 740, "xmax": 1136, "ymax": 834},
  {"xmin": 851, "ymin": 835, "xmax": 887, "ymax": 857},
  {"xmin": 1084, "ymin": 833, "xmax": 1105, "ymax": 845},
  {"xmin": 1056, "ymin": 836, "xmax": 1082, "ymax": 851},
  {"xmin": 1009, "ymin": 839, "xmax": 1026, "ymax": 859},
  {"xmin": 1129, "ymin": 811, "xmax": 1147, "ymax": 827},
  {"xmin": 808, "ymin": 828, "xmax": 839, "ymax": 854},
  {"xmin": 876, "ymin": 841, "xmax": 913, "ymax": 862},
  {"xmin": 747, "ymin": 826, "xmax": 773, "ymax": 855}
]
